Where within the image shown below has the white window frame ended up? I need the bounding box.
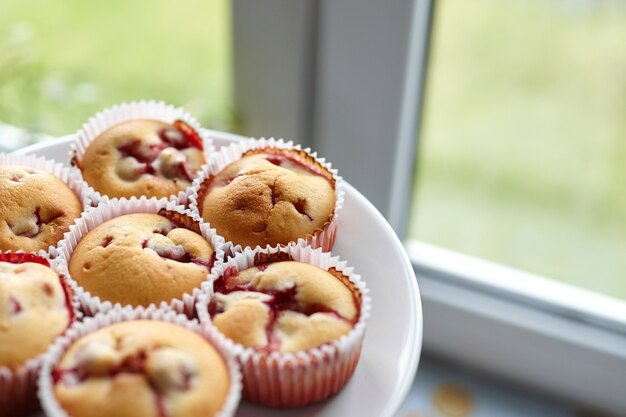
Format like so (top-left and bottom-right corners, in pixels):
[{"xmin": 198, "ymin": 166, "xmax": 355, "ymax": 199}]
[{"xmin": 233, "ymin": 0, "xmax": 626, "ymax": 414}]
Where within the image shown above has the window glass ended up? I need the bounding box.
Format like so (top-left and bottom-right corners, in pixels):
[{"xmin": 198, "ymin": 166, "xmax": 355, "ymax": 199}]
[
  {"xmin": 0, "ymin": 0, "xmax": 232, "ymax": 150},
  {"xmin": 410, "ymin": 0, "xmax": 626, "ymax": 300}
]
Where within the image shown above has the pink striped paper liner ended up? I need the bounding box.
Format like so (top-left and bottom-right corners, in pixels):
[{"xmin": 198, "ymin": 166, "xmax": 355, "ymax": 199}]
[
  {"xmin": 0, "ymin": 251, "xmax": 81, "ymax": 416},
  {"xmin": 196, "ymin": 242, "xmax": 370, "ymax": 407}
]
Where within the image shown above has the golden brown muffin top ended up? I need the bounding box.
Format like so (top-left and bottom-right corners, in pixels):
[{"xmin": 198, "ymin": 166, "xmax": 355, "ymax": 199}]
[
  {"xmin": 0, "ymin": 260, "xmax": 72, "ymax": 369},
  {"xmin": 53, "ymin": 320, "xmax": 230, "ymax": 417},
  {"xmin": 198, "ymin": 149, "xmax": 335, "ymax": 248},
  {"xmin": 0, "ymin": 166, "xmax": 82, "ymax": 252},
  {"xmin": 209, "ymin": 261, "xmax": 359, "ymax": 353},
  {"xmin": 68, "ymin": 213, "xmax": 214, "ymax": 307},
  {"xmin": 77, "ymin": 119, "xmax": 205, "ymax": 199}
]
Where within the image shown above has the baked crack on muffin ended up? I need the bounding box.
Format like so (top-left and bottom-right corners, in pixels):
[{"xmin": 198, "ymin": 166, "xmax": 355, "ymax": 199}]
[
  {"xmin": 0, "ymin": 166, "xmax": 82, "ymax": 252},
  {"xmin": 76, "ymin": 119, "xmax": 205, "ymax": 199},
  {"xmin": 68, "ymin": 212, "xmax": 215, "ymax": 307},
  {"xmin": 209, "ymin": 260, "xmax": 360, "ymax": 353},
  {"xmin": 197, "ymin": 148, "xmax": 336, "ymax": 249},
  {"xmin": 52, "ymin": 321, "xmax": 230, "ymax": 417}
]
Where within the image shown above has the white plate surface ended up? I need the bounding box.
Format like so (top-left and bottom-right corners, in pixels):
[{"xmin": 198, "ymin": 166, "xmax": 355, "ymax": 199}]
[{"xmin": 15, "ymin": 130, "xmax": 423, "ymax": 417}]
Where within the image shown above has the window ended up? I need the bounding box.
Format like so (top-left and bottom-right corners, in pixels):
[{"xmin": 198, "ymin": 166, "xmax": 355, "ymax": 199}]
[
  {"xmin": 0, "ymin": 0, "xmax": 232, "ymax": 150},
  {"xmin": 401, "ymin": 0, "xmax": 626, "ymax": 411},
  {"xmin": 410, "ymin": 0, "xmax": 626, "ymax": 301}
]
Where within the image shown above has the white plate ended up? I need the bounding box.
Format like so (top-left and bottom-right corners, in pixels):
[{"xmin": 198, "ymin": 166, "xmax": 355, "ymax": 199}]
[{"xmin": 15, "ymin": 130, "xmax": 423, "ymax": 417}]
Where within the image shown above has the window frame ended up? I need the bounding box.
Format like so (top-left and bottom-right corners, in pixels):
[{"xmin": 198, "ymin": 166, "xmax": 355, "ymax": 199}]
[
  {"xmin": 233, "ymin": 0, "xmax": 626, "ymax": 414},
  {"xmin": 411, "ymin": 240, "xmax": 626, "ymax": 411}
]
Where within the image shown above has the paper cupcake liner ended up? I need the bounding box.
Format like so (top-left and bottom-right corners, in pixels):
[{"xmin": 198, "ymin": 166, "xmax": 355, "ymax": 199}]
[
  {"xmin": 0, "ymin": 251, "xmax": 82, "ymax": 416},
  {"xmin": 196, "ymin": 242, "xmax": 371, "ymax": 407},
  {"xmin": 70, "ymin": 100, "xmax": 215, "ymax": 204},
  {"xmin": 51, "ymin": 197, "xmax": 226, "ymax": 317},
  {"xmin": 187, "ymin": 138, "xmax": 345, "ymax": 253},
  {"xmin": 38, "ymin": 305, "xmax": 242, "ymax": 417},
  {"xmin": 0, "ymin": 151, "xmax": 99, "ymax": 214}
]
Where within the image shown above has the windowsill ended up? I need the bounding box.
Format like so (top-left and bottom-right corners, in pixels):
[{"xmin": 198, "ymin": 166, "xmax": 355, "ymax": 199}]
[
  {"xmin": 407, "ymin": 239, "xmax": 626, "ymax": 414},
  {"xmin": 398, "ymin": 354, "xmax": 576, "ymax": 417},
  {"xmin": 407, "ymin": 240, "xmax": 626, "ymax": 333}
]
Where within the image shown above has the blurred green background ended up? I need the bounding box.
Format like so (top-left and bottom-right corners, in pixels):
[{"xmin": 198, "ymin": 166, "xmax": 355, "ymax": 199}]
[
  {"xmin": 1, "ymin": 0, "xmax": 624, "ymax": 300},
  {"xmin": 409, "ymin": 0, "xmax": 626, "ymax": 300},
  {"xmin": 0, "ymin": 0, "xmax": 233, "ymax": 148}
]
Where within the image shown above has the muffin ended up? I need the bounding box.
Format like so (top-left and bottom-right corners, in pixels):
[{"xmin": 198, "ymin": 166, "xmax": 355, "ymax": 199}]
[
  {"xmin": 75, "ymin": 119, "xmax": 205, "ymax": 199},
  {"xmin": 68, "ymin": 212, "xmax": 216, "ymax": 309},
  {"xmin": 0, "ymin": 165, "xmax": 83, "ymax": 252},
  {"xmin": 0, "ymin": 255, "xmax": 74, "ymax": 368},
  {"xmin": 198, "ymin": 245, "xmax": 370, "ymax": 407},
  {"xmin": 51, "ymin": 320, "xmax": 231, "ymax": 417},
  {"xmin": 0, "ymin": 253, "xmax": 75, "ymax": 416},
  {"xmin": 209, "ymin": 261, "xmax": 359, "ymax": 353},
  {"xmin": 196, "ymin": 147, "xmax": 336, "ymax": 249}
]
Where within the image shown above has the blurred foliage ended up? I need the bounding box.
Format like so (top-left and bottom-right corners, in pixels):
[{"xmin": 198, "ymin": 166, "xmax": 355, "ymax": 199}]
[
  {"xmin": 410, "ymin": 0, "xmax": 626, "ymax": 299},
  {"xmin": 0, "ymin": 0, "xmax": 234, "ymax": 145}
]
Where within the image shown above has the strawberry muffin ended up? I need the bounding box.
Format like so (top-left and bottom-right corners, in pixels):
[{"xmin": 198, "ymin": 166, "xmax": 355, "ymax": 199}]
[
  {"xmin": 209, "ymin": 261, "xmax": 359, "ymax": 353},
  {"xmin": 196, "ymin": 147, "xmax": 336, "ymax": 249},
  {"xmin": 198, "ymin": 246, "xmax": 369, "ymax": 407},
  {"xmin": 0, "ymin": 255, "xmax": 74, "ymax": 369},
  {"xmin": 68, "ymin": 212, "xmax": 216, "ymax": 308},
  {"xmin": 51, "ymin": 320, "xmax": 232, "ymax": 417},
  {"xmin": 75, "ymin": 119, "xmax": 205, "ymax": 199},
  {"xmin": 0, "ymin": 166, "xmax": 82, "ymax": 252},
  {"xmin": 0, "ymin": 253, "xmax": 75, "ymax": 416}
]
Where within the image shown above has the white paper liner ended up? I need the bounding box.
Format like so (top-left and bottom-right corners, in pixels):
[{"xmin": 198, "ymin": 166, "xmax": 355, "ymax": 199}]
[
  {"xmin": 51, "ymin": 197, "xmax": 226, "ymax": 317},
  {"xmin": 70, "ymin": 100, "xmax": 215, "ymax": 204},
  {"xmin": 0, "ymin": 251, "xmax": 82, "ymax": 416},
  {"xmin": 196, "ymin": 242, "xmax": 371, "ymax": 407},
  {"xmin": 187, "ymin": 138, "xmax": 345, "ymax": 253},
  {"xmin": 37, "ymin": 306, "xmax": 242, "ymax": 417},
  {"xmin": 0, "ymin": 153, "xmax": 99, "ymax": 237}
]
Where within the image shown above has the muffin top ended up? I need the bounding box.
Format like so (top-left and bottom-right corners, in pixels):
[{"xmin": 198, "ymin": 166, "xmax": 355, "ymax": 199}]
[
  {"xmin": 198, "ymin": 149, "xmax": 335, "ymax": 249},
  {"xmin": 0, "ymin": 166, "xmax": 83, "ymax": 252},
  {"xmin": 77, "ymin": 119, "xmax": 205, "ymax": 199},
  {"xmin": 0, "ymin": 259, "xmax": 72, "ymax": 369},
  {"xmin": 68, "ymin": 213, "xmax": 214, "ymax": 307},
  {"xmin": 209, "ymin": 261, "xmax": 359, "ymax": 353},
  {"xmin": 53, "ymin": 320, "xmax": 230, "ymax": 417}
]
